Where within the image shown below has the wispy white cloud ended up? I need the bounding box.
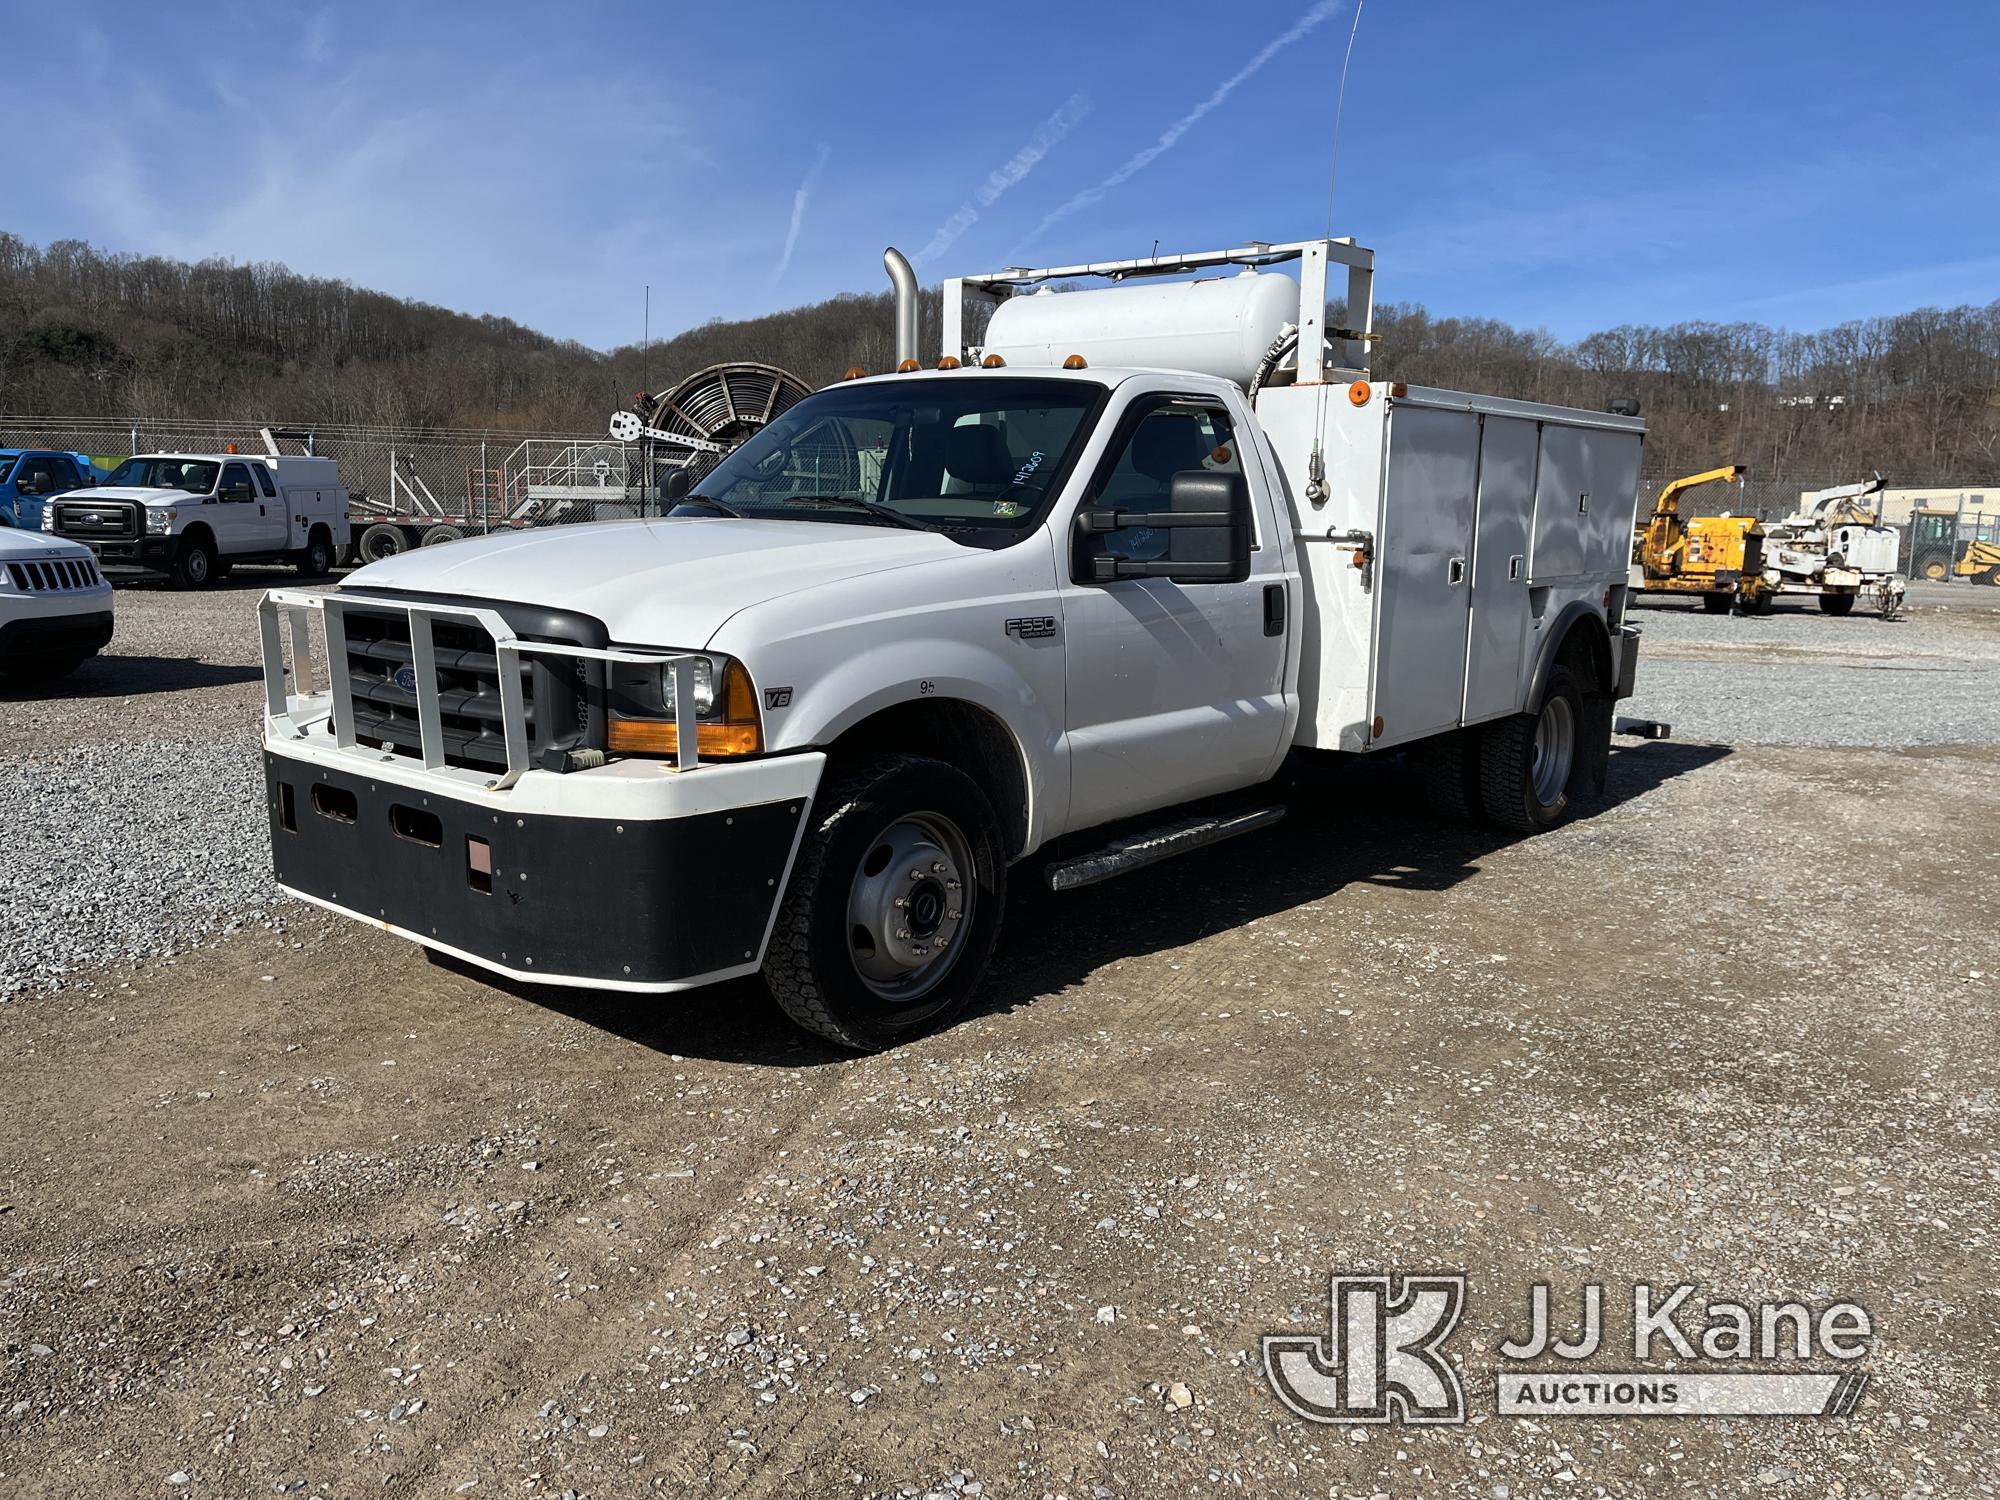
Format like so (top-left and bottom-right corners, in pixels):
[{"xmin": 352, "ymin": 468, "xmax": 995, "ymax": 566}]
[
  {"xmin": 772, "ymin": 143, "xmax": 833, "ymax": 284},
  {"xmin": 913, "ymin": 92, "xmax": 1092, "ymax": 267},
  {"xmin": 1018, "ymin": 0, "xmax": 1346, "ymax": 252}
]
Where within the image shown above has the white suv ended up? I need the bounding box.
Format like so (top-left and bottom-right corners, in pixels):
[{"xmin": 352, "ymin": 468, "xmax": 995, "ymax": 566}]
[{"xmin": 0, "ymin": 528, "xmax": 114, "ymax": 682}]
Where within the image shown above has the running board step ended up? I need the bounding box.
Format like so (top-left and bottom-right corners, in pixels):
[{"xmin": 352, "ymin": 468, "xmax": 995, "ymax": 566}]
[{"xmin": 1045, "ymin": 807, "xmax": 1287, "ymax": 892}]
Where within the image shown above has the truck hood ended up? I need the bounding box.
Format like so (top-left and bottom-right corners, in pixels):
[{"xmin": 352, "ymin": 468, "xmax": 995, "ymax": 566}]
[
  {"xmin": 342, "ymin": 517, "xmax": 964, "ymax": 645},
  {"xmin": 72, "ymin": 485, "xmax": 188, "ymax": 506},
  {"xmin": 0, "ymin": 526, "xmax": 95, "ymax": 563}
]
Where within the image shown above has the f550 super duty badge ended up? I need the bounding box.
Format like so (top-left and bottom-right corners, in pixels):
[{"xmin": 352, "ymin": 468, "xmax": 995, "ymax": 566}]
[{"xmin": 1005, "ymin": 616, "xmax": 1058, "ymax": 641}]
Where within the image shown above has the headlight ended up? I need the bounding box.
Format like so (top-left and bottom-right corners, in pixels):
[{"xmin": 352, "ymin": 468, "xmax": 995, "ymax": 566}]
[
  {"xmin": 145, "ymin": 507, "xmax": 176, "ymax": 535},
  {"xmin": 605, "ymin": 650, "xmax": 763, "ymax": 759}
]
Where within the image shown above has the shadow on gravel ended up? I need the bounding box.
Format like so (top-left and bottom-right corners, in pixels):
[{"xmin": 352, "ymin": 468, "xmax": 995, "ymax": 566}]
[
  {"xmin": 0, "ymin": 655, "xmax": 263, "ymax": 700},
  {"xmin": 485, "ymin": 738, "xmax": 1731, "ymax": 1065}
]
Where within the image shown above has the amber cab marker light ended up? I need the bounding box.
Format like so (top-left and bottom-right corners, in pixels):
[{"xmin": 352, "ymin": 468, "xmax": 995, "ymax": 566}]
[
  {"xmin": 842, "ymin": 365, "xmax": 866, "ymax": 381},
  {"xmin": 1062, "ymin": 353, "xmax": 1088, "ymax": 370},
  {"xmin": 1348, "ymin": 381, "xmax": 1372, "ymax": 407},
  {"xmin": 937, "ymin": 355, "xmax": 961, "ymax": 370},
  {"xmin": 1390, "ymin": 382, "xmax": 1409, "ymax": 398},
  {"xmin": 982, "ymin": 353, "xmax": 1006, "ymax": 368},
  {"xmin": 897, "ymin": 358, "xmax": 921, "ymax": 373}
]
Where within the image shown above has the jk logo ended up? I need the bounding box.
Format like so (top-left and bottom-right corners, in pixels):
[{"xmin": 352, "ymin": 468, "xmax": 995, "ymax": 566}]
[{"xmin": 1263, "ymin": 1273, "xmax": 1467, "ymax": 1424}]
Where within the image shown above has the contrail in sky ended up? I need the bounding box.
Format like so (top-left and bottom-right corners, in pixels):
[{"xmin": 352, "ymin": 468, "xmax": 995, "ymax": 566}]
[
  {"xmin": 1018, "ymin": 0, "xmax": 1346, "ymax": 252},
  {"xmin": 913, "ymin": 92, "xmax": 1092, "ymax": 267},
  {"xmin": 772, "ymin": 142, "xmax": 832, "ymax": 283}
]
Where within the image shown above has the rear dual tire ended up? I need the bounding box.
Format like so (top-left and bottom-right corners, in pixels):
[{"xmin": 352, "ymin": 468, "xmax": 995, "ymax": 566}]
[{"xmin": 1478, "ymin": 665, "xmax": 1586, "ymax": 834}]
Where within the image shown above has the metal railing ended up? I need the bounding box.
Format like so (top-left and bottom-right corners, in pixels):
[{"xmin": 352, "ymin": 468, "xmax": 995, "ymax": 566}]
[{"xmin": 259, "ymin": 588, "xmax": 705, "ymax": 786}]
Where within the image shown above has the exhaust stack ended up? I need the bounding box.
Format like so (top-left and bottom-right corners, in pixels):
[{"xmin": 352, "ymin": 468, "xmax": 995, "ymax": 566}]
[{"xmin": 884, "ymin": 247, "xmax": 918, "ymax": 367}]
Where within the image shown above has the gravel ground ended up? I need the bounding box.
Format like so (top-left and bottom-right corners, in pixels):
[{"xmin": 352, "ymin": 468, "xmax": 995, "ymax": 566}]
[
  {"xmin": 1627, "ymin": 580, "xmax": 2000, "ymax": 746},
  {"xmin": 1, "ymin": 570, "xmax": 1998, "ymax": 1496}
]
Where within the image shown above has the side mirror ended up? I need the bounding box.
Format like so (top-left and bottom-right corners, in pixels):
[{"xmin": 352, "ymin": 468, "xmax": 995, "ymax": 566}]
[
  {"xmin": 1077, "ymin": 471, "xmax": 1253, "ymax": 585},
  {"xmin": 662, "ymin": 468, "xmax": 689, "ymax": 506},
  {"xmin": 17, "ymin": 476, "xmax": 44, "ymax": 496}
]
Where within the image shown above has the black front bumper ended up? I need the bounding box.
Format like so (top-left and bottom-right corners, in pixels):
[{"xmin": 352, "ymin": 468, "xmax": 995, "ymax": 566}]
[
  {"xmin": 0, "ymin": 610, "xmax": 114, "ymax": 665},
  {"xmin": 266, "ymin": 756, "xmax": 806, "ymax": 986},
  {"xmin": 76, "ymin": 537, "xmax": 175, "ymax": 577}
]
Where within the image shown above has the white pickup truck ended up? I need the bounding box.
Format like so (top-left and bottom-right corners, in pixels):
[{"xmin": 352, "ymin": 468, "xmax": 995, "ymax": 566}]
[
  {"xmin": 258, "ymin": 237, "xmax": 1646, "ymax": 1049},
  {"xmin": 48, "ymin": 444, "xmax": 349, "ymax": 588}
]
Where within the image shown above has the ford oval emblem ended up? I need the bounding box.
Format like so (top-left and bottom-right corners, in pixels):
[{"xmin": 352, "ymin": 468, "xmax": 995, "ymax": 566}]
[{"xmin": 392, "ymin": 665, "xmax": 418, "ymax": 692}]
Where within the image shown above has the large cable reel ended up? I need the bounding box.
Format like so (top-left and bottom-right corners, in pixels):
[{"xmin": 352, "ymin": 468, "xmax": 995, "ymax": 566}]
[{"xmin": 608, "ymin": 361, "xmax": 815, "ymax": 485}]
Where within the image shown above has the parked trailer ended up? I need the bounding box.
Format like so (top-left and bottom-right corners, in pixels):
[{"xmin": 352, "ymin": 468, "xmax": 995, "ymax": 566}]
[{"xmin": 257, "ymin": 234, "xmax": 1647, "ymax": 1051}]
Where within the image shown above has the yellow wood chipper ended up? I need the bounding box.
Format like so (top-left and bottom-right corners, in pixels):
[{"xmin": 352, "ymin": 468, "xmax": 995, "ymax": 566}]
[{"xmin": 1632, "ymin": 464, "xmax": 1759, "ymax": 614}]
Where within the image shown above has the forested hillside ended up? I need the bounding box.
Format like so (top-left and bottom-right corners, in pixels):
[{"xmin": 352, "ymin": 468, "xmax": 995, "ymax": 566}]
[{"xmin": 3, "ymin": 233, "xmax": 1995, "ymax": 482}]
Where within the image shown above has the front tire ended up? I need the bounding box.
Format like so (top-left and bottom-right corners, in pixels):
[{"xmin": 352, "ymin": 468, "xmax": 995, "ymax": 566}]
[
  {"xmin": 1479, "ymin": 665, "xmax": 1585, "ymax": 833},
  {"xmin": 171, "ymin": 534, "xmax": 216, "ymax": 590},
  {"xmin": 762, "ymin": 753, "xmax": 1006, "ymax": 1050},
  {"xmin": 1818, "ymin": 592, "xmax": 1855, "ymax": 616}
]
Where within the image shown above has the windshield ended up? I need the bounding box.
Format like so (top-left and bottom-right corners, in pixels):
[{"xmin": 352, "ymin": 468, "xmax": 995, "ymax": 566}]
[
  {"xmin": 105, "ymin": 457, "xmax": 220, "ymax": 492},
  {"xmin": 693, "ymin": 377, "xmax": 1104, "ymax": 539}
]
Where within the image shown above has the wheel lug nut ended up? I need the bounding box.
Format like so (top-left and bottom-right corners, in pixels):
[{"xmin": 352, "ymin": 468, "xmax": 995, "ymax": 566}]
[
  {"xmin": 894, "ymin": 896, "xmax": 908, "ymax": 908},
  {"xmin": 931, "ymin": 861, "xmax": 946, "ymax": 873},
  {"xmin": 945, "ymin": 878, "xmax": 961, "ymax": 890},
  {"xmin": 896, "ymin": 928, "xmax": 911, "ymax": 940},
  {"xmin": 908, "ymin": 869, "xmax": 923, "ymax": 881},
  {"xmin": 946, "ymin": 909, "xmax": 961, "ymax": 921}
]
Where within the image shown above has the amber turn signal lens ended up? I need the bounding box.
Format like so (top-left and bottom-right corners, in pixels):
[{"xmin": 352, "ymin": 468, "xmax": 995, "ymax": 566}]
[
  {"xmin": 606, "ymin": 658, "xmax": 763, "ymax": 760},
  {"xmin": 1348, "ymin": 381, "xmax": 1372, "ymax": 407},
  {"xmin": 606, "ymin": 720, "xmax": 763, "ymax": 757}
]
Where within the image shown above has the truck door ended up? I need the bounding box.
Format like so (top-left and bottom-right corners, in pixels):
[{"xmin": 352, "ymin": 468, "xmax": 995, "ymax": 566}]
[
  {"xmin": 1057, "ymin": 392, "xmax": 1290, "ymax": 831},
  {"xmin": 219, "ymin": 461, "xmax": 285, "ymax": 552}
]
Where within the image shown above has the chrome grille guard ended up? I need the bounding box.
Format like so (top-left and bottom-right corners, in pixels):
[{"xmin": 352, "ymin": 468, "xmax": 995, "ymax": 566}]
[{"xmin": 259, "ymin": 588, "xmax": 706, "ymax": 788}]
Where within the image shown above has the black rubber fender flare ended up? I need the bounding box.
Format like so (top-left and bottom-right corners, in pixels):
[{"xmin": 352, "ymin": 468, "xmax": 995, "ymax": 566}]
[{"xmin": 1525, "ymin": 600, "xmax": 1613, "ymax": 706}]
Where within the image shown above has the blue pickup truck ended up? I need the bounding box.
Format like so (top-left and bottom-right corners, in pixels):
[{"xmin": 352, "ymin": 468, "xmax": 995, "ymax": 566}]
[{"xmin": 0, "ymin": 450, "xmax": 102, "ymax": 529}]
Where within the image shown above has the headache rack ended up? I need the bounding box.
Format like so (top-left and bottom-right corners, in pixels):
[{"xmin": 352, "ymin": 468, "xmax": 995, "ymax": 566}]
[{"xmin": 259, "ymin": 588, "xmax": 708, "ymax": 787}]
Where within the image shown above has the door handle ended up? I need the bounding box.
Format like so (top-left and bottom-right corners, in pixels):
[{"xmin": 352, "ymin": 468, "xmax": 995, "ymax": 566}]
[
  {"xmin": 1263, "ymin": 582, "xmax": 1286, "ymax": 637},
  {"xmin": 1448, "ymin": 557, "xmax": 1466, "ymax": 585}
]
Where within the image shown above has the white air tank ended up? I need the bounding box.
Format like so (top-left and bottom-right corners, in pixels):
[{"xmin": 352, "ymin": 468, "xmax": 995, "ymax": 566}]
[{"xmin": 980, "ymin": 269, "xmax": 1296, "ymax": 387}]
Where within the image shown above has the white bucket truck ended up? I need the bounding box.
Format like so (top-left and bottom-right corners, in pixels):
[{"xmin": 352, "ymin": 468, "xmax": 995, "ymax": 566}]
[{"xmin": 258, "ymin": 237, "xmax": 1645, "ymax": 1049}]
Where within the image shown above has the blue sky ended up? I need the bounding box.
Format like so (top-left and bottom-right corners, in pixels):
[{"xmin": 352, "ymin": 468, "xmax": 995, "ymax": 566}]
[{"xmin": 7, "ymin": 1, "xmax": 1997, "ymax": 350}]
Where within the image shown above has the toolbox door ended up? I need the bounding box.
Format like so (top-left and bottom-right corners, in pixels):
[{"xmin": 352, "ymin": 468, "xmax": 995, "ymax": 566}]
[
  {"xmin": 1369, "ymin": 404, "xmax": 1478, "ymax": 746},
  {"xmin": 1462, "ymin": 416, "xmax": 1537, "ymax": 723}
]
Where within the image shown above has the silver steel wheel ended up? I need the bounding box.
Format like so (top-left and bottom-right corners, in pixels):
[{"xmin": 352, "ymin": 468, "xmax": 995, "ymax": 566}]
[
  {"xmin": 1530, "ymin": 694, "xmax": 1576, "ymax": 806},
  {"xmin": 845, "ymin": 812, "xmax": 974, "ymax": 1004},
  {"xmin": 185, "ymin": 547, "xmax": 209, "ymax": 584}
]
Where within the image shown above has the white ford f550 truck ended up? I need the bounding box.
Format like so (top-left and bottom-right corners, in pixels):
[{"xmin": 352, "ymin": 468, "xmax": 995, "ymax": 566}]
[
  {"xmin": 50, "ymin": 441, "xmax": 348, "ymax": 588},
  {"xmin": 258, "ymin": 238, "xmax": 1645, "ymax": 1049}
]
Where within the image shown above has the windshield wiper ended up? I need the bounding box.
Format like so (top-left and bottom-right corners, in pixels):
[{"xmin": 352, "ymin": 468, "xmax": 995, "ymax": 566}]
[
  {"xmin": 675, "ymin": 493, "xmax": 744, "ymax": 518},
  {"xmin": 779, "ymin": 494, "xmax": 939, "ymax": 531}
]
